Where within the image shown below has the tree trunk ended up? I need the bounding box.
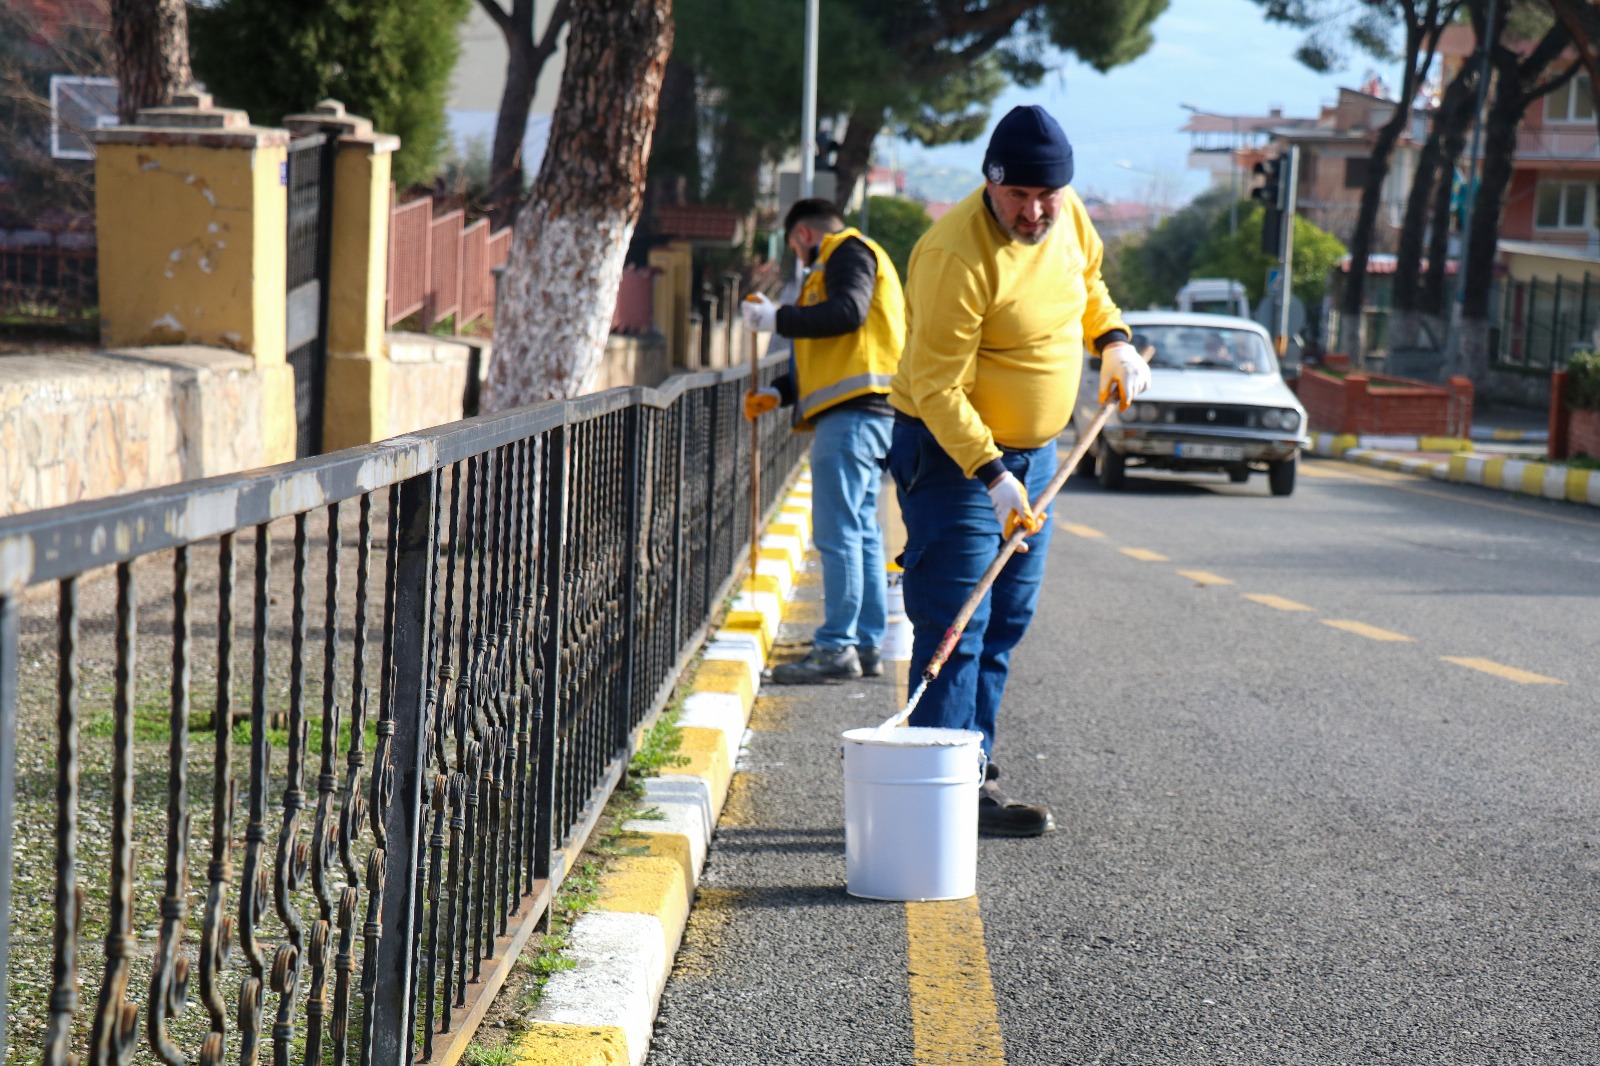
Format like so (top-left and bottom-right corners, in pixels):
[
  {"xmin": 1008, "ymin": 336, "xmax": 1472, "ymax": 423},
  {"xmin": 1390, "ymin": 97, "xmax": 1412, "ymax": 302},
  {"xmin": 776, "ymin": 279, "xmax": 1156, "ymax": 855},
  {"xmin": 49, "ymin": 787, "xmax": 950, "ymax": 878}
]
[
  {"xmin": 1340, "ymin": 22, "xmax": 1427, "ymax": 362},
  {"xmin": 485, "ymin": 0, "xmax": 672, "ymax": 407},
  {"xmin": 483, "ymin": 0, "xmax": 571, "ymax": 230},
  {"xmin": 1547, "ymin": 0, "xmax": 1600, "ymax": 115},
  {"xmin": 1394, "ymin": 62, "xmax": 1475, "ymax": 317},
  {"xmin": 831, "ymin": 109, "xmax": 882, "ymax": 212},
  {"xmin": 1458, "ymin": 49, "xmax": 1525, "ymax": 384},
  {"xmin": 1422, "ymin": 82, "xmax": 1473, "ymax": 318},
  {"xmin": 110, "ymin": 0, "xmax": 191, "ymax": 123}
]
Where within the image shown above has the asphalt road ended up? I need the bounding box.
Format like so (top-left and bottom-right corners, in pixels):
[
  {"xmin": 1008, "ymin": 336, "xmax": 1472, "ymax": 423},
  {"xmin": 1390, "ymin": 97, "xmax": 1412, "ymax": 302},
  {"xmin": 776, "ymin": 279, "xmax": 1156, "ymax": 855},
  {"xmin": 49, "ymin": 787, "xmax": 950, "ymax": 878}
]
[{"xmin": 647, "ymin": 456, "xmax": 1600, "ymax": 1066}]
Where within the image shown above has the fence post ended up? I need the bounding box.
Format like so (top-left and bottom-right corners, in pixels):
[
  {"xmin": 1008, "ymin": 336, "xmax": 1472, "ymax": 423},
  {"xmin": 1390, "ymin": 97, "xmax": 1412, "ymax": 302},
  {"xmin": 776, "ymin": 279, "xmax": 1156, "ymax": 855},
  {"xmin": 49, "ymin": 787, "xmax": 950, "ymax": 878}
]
[
  {"xmin": 0, "ymin": 595, "xmax": 16, "ymax": 1062},
  {"xmin": 370, "ymin": 469, "xmax": 439, "ymax": 1065},
  {"xmin": 620, "ymin": 406, "xmax": 643, "ymax": 741},
  {"xmin": 533, "ymin": 423, "xmax": 568, "ymax": 897},
  {"xmin": 1526, "ymin": 279, "xmax": 1539, "ymax": 368},
  {"xmin": 1551, "ymin": 277, "xmax": 1564, "ymax": 368},
  {"xmin": 1550, "ymin": 369, "xmax": 1571, "ymax": 460}
]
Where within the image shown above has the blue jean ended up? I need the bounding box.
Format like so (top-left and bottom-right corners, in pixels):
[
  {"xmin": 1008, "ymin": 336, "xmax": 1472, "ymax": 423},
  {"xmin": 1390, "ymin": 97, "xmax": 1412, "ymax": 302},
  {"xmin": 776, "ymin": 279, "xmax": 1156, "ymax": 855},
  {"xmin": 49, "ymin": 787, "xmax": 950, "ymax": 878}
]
[
  {"xmin": 809, "ymin": 406, "xmax": 892, "ymax": 651},
  {"xmin": 888, "ymin": 419, "xmax": 1056, "ymax": 756}
]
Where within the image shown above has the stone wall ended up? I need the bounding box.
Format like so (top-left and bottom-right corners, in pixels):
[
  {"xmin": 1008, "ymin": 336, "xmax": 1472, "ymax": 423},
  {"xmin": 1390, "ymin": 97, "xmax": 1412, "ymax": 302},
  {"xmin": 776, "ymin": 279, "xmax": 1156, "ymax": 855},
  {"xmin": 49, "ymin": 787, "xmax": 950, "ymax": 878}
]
[
  {"xmin": 0, "ymin": 346, "xmax": 273, "ymax": 517},
  {"xmin": 386, "ymin": 332, "xmax": 476, "ymax": 435}
]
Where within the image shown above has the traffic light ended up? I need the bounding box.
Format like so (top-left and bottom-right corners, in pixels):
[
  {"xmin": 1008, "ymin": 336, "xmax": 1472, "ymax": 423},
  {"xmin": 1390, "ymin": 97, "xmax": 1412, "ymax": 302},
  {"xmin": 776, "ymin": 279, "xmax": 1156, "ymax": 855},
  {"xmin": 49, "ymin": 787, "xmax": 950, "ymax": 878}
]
[
  {"xmin": 1252, "ymin": 157, "xmax": 1283, "ymax": 256},
  {"xmin": 1251, "ymin": 158, "xmax": 1281, "ymax": 208}
]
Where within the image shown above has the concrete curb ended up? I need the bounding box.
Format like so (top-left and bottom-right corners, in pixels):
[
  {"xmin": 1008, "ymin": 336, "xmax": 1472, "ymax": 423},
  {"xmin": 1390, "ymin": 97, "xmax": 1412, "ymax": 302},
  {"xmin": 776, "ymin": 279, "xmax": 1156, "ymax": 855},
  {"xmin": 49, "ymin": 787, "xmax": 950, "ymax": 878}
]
[
  {"xmin": 1307, "ymin": 431, "xmax": 1600, "ymax": 507},
  {"xmin": 509, "ymin": 470, "xmax": 813, "ymax": 1066}
]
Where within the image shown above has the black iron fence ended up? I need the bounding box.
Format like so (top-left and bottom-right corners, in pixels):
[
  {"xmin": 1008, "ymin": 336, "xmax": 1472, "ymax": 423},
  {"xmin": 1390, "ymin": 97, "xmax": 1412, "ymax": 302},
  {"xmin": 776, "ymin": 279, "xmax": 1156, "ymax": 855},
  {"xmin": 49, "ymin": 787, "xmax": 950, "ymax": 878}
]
[
  {"xmin": 1497, "ymin": 273, "xmax": 1598, "ymax": 372},
  {"xmin": 0, "ymin": 354, "xmax": 803, "ymax": 1064}
]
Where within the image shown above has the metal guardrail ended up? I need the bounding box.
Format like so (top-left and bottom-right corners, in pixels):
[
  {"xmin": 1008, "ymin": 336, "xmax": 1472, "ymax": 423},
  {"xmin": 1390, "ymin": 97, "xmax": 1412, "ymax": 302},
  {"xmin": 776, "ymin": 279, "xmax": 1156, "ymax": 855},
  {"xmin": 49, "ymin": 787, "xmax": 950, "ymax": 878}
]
[{"xmin": 0, "ymin": 354, "xmax": 803, "ymax": 1064}]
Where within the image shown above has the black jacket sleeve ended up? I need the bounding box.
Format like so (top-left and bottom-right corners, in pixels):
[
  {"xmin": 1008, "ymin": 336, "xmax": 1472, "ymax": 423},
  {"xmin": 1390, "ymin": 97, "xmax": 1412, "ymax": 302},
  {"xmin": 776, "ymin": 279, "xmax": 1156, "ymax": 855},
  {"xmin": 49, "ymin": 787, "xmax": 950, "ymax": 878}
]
[{"xmin": 774, "ymin": 236, "xmax": 877, "ymax": 339}]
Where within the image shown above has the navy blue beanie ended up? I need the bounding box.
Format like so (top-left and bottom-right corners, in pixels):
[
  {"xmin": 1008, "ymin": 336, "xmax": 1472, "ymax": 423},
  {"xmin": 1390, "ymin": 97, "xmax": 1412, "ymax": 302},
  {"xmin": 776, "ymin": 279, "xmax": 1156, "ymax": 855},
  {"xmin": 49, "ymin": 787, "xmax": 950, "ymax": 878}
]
[{"xmin": 982, "ymin": 105, "xmax": 1074, "ymax": 189}]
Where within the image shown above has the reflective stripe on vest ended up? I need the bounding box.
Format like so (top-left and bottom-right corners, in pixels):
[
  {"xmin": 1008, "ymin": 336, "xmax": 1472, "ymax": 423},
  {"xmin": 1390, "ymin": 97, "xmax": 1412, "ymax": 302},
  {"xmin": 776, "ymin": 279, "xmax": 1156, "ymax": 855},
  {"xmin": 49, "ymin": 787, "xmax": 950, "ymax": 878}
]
[{"xmin": 797, "ymin": 371, "xmax": 896, "ymax": 419}]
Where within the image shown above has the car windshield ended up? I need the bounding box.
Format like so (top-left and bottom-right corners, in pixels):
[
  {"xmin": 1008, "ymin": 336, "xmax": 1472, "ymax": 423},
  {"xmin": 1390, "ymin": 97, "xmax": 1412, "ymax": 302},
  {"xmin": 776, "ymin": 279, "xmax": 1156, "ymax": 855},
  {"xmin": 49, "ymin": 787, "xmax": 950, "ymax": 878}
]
[{"xmin": 1127, "ymin": 325, "xmax": 1278, "ymax": 375}]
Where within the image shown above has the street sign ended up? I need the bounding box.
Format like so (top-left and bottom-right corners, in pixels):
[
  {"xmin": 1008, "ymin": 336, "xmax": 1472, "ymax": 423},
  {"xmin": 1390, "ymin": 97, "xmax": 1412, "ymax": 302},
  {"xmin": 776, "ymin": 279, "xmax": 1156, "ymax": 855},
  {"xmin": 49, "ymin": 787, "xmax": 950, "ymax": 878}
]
[{"xmin": 1267, "ymin": 267, "xmax": 1283, "ymax": 297}]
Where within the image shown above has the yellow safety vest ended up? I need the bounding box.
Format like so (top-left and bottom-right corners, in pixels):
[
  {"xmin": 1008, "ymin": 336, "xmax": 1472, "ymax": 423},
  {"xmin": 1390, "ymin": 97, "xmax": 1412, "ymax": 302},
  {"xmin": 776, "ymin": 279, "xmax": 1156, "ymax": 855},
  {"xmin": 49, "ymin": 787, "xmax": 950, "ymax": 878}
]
[{"xmin": 793, "ymin": 228, "xmax": 906, "ymax": 424}]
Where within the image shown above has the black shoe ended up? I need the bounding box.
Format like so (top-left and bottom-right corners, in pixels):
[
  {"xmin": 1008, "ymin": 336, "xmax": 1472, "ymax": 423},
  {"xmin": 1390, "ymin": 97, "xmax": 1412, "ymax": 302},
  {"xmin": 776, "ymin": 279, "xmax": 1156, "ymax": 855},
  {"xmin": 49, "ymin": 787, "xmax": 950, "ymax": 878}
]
[
  {"xmin": 770, "ymin": 645, "xmax": 862, "ymax": 684},
  {"xmin": 978, "ymin": 763, "xmax": 1055, "ymax": 837},
  {"xmin": 857, "ymin": 646, "xmax": 882, "ymax": 677}
]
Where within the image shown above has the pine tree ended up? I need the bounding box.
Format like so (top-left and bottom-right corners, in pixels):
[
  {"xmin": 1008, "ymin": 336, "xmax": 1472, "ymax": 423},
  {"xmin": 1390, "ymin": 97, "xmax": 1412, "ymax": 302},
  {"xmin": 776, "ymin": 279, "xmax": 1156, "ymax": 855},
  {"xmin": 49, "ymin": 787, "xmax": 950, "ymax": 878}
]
[{"xmin": 189, "ymin": 0, "xmax": 472, "ymax": 188}]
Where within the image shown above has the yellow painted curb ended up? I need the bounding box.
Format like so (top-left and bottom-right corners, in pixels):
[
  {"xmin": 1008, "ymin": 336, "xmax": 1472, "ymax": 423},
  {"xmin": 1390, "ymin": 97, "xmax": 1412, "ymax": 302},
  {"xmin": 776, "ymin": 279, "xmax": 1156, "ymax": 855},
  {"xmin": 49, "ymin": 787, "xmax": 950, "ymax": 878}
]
[
  {"xmin": 512, "ymin": 1022, "xmax": 630, "ymax": 1065},
  {"xmin": 1568, "ymin": 466, "xmax": 1593, "ymax": 503},
  {"xmin": 675, "ymin": 725, "xmax": 734, "ymax": 812},
  {"xmin": 1521, "ymin": 462, "xmax": 1546, "ymax": 496},
  {"xmin": 597, "ymin": 853, "xmax": 693, "ymax": 958},
  {"xmin": 1332, "ymin": 433, "xmax": 1359, "ymax": 455},
  {"xmin": 721, "ymin": 610, "xmax": 774, "ymax": 654},
  {"xmin": 1483, "ymin": 456, "xmax": 1506, "ymax": 488},
  {"xmin": 692, "ymin": 659, "xmax": 754, "ymax": 709},
  {"xmin": 612, "ymin": 831, "xmax": 696, "ymax": 902},
  {"xmin": 1448, "ymin": 453, "xmax": 1468, "ymax": 482},
  {"xmin": 744, "ymin": 573, "xmax": 785, "ymax": 597},
  {"xmin": 767, "ymin": 521, "xmax": 803, "ymax": 541},
  {"xmin": 759, "ymin": 545, "xmax": 796, "ymax": 574}
]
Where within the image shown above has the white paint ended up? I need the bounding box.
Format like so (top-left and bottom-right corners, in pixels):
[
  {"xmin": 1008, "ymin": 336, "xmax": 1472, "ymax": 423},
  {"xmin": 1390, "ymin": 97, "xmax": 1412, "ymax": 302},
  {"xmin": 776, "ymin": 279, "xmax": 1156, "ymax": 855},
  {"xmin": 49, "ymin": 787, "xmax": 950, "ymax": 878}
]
[
  {"xmin": 208, "ymin": 222, "xmax": 219, "ymax": 233},
  {"xmin": 169, "ymin": 249, "xmax": 183, "ymax": 262},
  {"xmin": 530, "ymin": 910, "xmax": 665, "ymax": 1066},
  {"xmin": 214, "ymin": 240, "xmax": 225, "ymax": 249},
  {"xmin": 268, "ymin": 471, "xmax": 325, "ymax": 517},
  {"xmin": 620, "ymin": 775, "xmax": 718, "ymax": 879},
  {"xmin": 1501, "ymin": 460, "xmax": 1527, "ymax": 491},
  {"xmin": 166, "ymin": 488, "xmax": 241, "ymax": 542},
  {"xmin": 151, "ymin": 313, "xmax": 184, "ymax": 333},
  {"xmin": 677, "ymin": 692, "xmax": 747, "ymax": 768},
  {"xmin": 198, "ymin": 257, "xmax": 212, "ymax": 274},
  {"xmin": 486, "ymin": 203, "xmax": 636, "ymax": 406},
  {"xmin": 354, "ymin": 438, "xmax": 440, "ymax": 492},
  {"xmin": 1544, "ymin": 465, "xmax": 1568, "ymax": 500},
  {"xmin": 185, "ymin": 174, "xmax": 196, "ymax": 184},
  {"xmin": 0, "ymin": 536, "xmax": 36, "ymax": 595},
  {"xmin": 201, "ymin": 187, "xmax": 216, "ymax": 207},
  {"xmin": 141, "ymin": 159, "xmax": 161, "ymax": 171}
]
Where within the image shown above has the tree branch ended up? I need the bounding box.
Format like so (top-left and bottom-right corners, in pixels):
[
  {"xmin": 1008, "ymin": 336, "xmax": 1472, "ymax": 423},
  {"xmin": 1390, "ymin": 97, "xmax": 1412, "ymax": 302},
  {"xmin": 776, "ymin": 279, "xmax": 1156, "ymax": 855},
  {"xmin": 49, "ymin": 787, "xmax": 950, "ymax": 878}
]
[
  {"xmin": 533, "ymin": 0, "xmax": 572, "ymax": 66},
  {"xmin": 475, "ymin": 0, "xmax": 513, "ymax": 38},
  {"xmin": 900, "ymin": 0, "xmax": 1034, "ymax": 58}
]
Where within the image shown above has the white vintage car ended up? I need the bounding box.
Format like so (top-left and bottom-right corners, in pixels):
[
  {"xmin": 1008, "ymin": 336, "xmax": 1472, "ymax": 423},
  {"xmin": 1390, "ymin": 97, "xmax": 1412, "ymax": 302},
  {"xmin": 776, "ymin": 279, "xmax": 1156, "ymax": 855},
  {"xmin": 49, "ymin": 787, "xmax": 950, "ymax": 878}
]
[{"xmin": 1074, "ymin": 312, "xmax": 1309, "ymax": 496}]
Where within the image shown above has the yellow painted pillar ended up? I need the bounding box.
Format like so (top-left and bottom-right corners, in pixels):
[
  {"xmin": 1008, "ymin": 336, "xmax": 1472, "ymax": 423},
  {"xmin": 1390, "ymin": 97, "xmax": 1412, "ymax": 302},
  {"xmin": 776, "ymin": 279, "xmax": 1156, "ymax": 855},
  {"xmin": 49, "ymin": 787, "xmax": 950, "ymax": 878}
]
[
  {"xmin": 284, "ymin": 101, "xmax": 401, "ymax": 451},
  {"xmin": 93, "ymin": 89, "xmax": 296, "ymax": 464}
]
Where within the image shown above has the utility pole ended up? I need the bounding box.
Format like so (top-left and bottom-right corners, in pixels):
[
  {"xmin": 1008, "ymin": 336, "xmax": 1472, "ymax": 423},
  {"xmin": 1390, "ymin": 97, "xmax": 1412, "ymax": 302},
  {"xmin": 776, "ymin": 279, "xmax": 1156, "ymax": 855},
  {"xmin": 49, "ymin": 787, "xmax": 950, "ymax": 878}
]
[
  {"xmin": 1276, "ymin": 145, "xmax": 1300, "ymax": 356},
  {"xmin": 800, "ymin": 0, "xmax": 819, "ymax": 199}
]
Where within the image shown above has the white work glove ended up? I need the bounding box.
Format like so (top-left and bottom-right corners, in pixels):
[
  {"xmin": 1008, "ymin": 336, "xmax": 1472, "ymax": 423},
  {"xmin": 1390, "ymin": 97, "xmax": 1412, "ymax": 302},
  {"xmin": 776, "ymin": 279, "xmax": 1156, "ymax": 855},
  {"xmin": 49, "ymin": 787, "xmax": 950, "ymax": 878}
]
[
  {"xmin": 1098, "ymin": 340, "xmax": 1151, "ymax": 411},
  {"xmin": 985, "ymin": 472, "xmax": 1044, "ymax": 540},
  {"xmin": 741, "ymin": 293, "xmax": 777, "ymax": 333}
]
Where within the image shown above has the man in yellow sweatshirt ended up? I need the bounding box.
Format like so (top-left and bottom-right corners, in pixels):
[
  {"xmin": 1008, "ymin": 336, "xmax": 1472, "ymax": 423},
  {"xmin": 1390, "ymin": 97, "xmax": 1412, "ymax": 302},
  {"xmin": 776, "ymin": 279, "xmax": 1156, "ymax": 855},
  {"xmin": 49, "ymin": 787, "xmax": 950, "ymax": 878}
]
[{"xmin": 888, "ymin": 105, "xmax": 1150, "ymax": 836}]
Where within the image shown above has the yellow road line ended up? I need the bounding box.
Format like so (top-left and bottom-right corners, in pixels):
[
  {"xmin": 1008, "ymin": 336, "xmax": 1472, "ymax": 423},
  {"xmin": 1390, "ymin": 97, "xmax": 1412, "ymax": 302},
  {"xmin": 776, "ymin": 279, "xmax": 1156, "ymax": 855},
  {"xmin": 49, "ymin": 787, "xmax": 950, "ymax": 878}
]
[
  {"xmin": 1442, "ymin": 657, "xmax": 1565, "ymax": 685},
  {"xmin": 1243, "ymin": 593, "xmax": 1314, "ymax": 612},
  {"xmin": 905, "ymin": 897, "xmax": 1006, "ymax": 1065},
  {"xmin": 1301, "ymin": 462, "xmax": 1413, "ymax": 482},
  {"xmin": 1059, "ymin": 522, "xmax": 1105, "ymax": 538},
  {"xmin": 1176, "ymin": 569, "xmax": 1233, "ymax": 586},
  {"xmin": 1119, "ymin": 547, "xmax": 1169, "ymax": 562},
  {"xmin": 1321, "ymin": 619, "xmax": 1414, "ymax": 642}
]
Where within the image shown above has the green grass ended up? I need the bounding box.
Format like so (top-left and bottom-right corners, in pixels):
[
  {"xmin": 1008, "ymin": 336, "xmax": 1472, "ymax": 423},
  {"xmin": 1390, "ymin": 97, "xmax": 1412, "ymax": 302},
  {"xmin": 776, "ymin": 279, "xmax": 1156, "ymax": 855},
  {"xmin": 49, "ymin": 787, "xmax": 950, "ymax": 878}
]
[
  {"xmin": 463, "ymin": 1045, "xmax": 522, "ymax": 1066},
  {"xmin": 1567, "ymin": 453, "xmax": 1600, "ymax": 471}
]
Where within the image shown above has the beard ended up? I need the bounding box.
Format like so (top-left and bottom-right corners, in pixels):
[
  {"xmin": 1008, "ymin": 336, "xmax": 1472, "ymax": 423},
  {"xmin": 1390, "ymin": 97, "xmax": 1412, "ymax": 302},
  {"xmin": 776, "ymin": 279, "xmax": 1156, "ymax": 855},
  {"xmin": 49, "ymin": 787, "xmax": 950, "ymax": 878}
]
[{"xmin": 1001, "ymin": 215, "xmax": 1054, "ymax": 245}]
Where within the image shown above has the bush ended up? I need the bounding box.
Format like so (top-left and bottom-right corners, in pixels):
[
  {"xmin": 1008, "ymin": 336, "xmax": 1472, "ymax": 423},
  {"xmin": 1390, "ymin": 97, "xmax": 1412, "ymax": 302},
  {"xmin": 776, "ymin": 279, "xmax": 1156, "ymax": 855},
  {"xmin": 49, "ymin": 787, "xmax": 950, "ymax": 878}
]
[{"xmin": 1567, "ymin": 350, "xmax": 1600, "ymax": 411}]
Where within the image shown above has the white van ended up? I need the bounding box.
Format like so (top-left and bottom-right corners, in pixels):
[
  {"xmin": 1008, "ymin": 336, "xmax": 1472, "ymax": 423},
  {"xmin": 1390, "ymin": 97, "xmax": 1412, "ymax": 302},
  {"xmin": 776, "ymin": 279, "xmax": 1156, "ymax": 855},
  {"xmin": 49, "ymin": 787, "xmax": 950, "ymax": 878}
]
[{"xmin": 1176, "ymin": 278, "xmax": 1250, "ymax": 318}]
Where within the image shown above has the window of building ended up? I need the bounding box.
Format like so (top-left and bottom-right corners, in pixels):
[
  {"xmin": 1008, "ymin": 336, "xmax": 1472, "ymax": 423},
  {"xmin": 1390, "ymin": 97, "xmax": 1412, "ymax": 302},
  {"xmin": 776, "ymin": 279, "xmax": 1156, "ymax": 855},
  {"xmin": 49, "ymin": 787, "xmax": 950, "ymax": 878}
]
[
  {"xmin": 1534, "ymin": 180, "xmax": 1596, "ymax": 230},
  {"xmin": 1343, "ymin": 157, "xmax": 1369, "ymax": 189},
  {"xmin": 1544, "ymin": 74, "xmax": 1596, "ymax": 124}
]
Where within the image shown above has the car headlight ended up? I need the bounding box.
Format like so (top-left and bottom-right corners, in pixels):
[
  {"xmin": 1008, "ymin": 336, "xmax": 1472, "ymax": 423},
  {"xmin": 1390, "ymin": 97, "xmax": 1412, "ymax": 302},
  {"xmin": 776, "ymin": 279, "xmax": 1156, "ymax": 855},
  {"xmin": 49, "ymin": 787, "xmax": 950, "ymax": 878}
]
[
  {"xmin": 1132, "ymin": 402, "xmax": 1160, "ymax": 423},
  {"xmin": 1260, "ymin": 409, "xmax": 1283, "ymax": 430},
  {"xmin": 1281, "ymin": 409, "xmax": 1301, "ymax": 431}
]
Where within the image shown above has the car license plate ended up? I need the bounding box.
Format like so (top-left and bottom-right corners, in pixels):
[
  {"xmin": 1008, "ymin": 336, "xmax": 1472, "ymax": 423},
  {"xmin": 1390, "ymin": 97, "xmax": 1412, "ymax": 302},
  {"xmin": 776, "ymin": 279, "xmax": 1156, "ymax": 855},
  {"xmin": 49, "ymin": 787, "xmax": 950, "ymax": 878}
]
[{"xmin": 1175, "ymin": 442, "xmax": 1244, "ymax": 460}]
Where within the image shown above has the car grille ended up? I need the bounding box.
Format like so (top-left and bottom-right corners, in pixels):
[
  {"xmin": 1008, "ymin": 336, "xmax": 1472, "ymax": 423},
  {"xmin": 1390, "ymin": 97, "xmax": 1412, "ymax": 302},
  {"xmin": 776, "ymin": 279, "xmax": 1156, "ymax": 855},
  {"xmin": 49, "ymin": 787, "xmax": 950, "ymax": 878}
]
[{"xmin": 1167, "ymin": 405, "xmax": 1255, "ymax": 428}]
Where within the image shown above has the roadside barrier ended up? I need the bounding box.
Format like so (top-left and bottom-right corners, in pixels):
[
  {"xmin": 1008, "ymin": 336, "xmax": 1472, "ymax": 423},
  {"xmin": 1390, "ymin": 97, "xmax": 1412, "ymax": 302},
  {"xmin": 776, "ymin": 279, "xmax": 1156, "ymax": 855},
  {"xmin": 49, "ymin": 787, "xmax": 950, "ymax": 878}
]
[{"xmin": 0, "ymin": 354, "xmax": 804, "ymax": 1064}]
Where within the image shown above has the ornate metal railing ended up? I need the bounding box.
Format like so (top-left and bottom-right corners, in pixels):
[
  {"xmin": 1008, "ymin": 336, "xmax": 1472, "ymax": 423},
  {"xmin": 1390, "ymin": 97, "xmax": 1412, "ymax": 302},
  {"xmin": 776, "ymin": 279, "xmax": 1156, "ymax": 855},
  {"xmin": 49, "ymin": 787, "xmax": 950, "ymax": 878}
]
[{"xmin": 0, "ymin": 354, "xmax": 803, "ymax": 1065}]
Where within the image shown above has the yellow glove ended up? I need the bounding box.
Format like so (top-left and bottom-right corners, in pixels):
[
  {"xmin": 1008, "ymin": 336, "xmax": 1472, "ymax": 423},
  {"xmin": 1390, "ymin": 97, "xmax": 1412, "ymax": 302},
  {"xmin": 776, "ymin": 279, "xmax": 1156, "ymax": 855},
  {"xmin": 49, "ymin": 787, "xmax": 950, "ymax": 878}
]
[{"xmin": 744, "ymin": 386, "xmax": 781, "ymax": 421}]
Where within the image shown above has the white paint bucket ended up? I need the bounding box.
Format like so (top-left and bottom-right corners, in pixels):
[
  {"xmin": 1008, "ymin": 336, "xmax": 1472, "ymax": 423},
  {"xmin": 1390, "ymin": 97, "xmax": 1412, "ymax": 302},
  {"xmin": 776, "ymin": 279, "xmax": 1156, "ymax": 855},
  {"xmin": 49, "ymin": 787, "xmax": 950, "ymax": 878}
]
[{"xmin": 841, "ymin": 726, "xmax": 985, "ymax": 901}]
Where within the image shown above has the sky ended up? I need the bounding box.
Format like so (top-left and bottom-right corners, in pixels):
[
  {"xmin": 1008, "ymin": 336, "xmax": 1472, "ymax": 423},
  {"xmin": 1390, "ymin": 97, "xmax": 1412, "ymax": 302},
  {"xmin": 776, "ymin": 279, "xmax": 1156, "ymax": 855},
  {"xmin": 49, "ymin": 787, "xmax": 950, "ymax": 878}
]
[{"xmin": 878, "ymin": 0, "xmax": 1407, "ymax": 208}]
